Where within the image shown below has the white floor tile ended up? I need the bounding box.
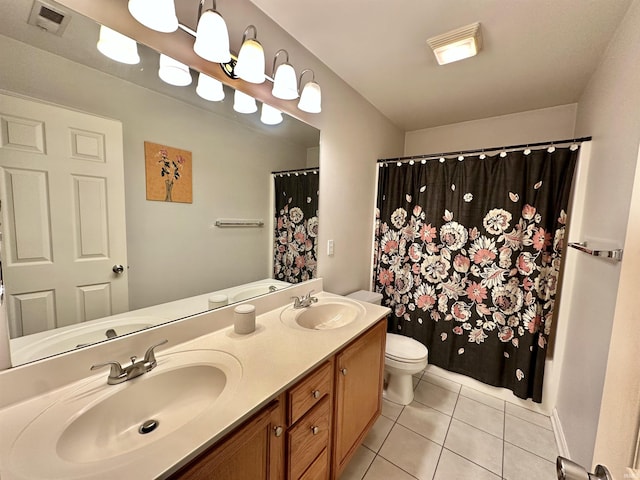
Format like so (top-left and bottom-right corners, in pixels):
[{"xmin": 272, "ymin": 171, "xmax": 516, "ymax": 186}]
[
  {"xmin": 413, "ymin": 376, "xmax": 420, "ymax": 389},
  {"xmin": 505, "ymin": 402, "xmax": 552, "ymax": 430},
  {"xmin": 379, "ymin": 424, "xmax": 442, "ymax": 480},
  {"xmin": 505, "ymin": 414, "xmax": 558, "ymax": 462},
  {"xmin": 362, "ymin": 456, "xmax": 417, "ymax": 480},
  {"xmin": 453, "ymin": 395, "xmax": 505, "ymax": 438},
  {"xmin": 434, "ymin": 448, "xmax": 500, "ymax": 480},
  {"xmin": 460, "ymin": 386, "xmax": 506, "ymax": 411},
  {"xmin": 339, "ymin": 445, "xmax": 376, "ymax": 480},
  {"xmin": 444, "ymin": 419, "xmax": 503, "ymax": 476},
  {"xmin": 413, "ymin": 381, "xmax": 459, "ymax": 416},
  {"xmin": 422, "ymin": 372, "xmax": 462, "ymax": 393},
  {"xmin": 503, "ymin": 442, "xmax": 557, "ymax": 480},
  {"xmin": 397, "ymin": 400, "xmax": 452, "ymax": 445},
  {"xmin": 381, "ymin": 398, "xmax": 404, "ymax": 421},
  {"xmin": 362, "ymin": 414, "xmax": 394, "ymax": 452}
]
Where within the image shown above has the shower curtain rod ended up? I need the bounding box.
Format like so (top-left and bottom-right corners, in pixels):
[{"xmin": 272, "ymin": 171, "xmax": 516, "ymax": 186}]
[
  {"xmin": 272, "ymin": 166, "xmax": 319, "ymax": 176},
  {"xmin": 377, "ymin": 136, "xmax": 592, "ymax": 163}
]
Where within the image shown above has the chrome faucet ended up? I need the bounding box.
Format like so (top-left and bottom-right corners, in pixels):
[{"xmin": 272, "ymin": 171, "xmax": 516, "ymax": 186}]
[
  {"xmin": 90, "ymin": 339, "xmax": 168, "ymax": 385},
  {"xmin": 292, "ymin": 290, "xmax": 319, "ymax": 309}
]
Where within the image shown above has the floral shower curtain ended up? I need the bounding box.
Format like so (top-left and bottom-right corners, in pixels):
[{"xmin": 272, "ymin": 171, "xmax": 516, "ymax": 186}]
[
  {"xmin": 373, "ymin": 146, "xmax": 579, "ymax": 401},
  {"xmin": 274, "ymin": 170, "xmax": 319, "ymax": 283}
]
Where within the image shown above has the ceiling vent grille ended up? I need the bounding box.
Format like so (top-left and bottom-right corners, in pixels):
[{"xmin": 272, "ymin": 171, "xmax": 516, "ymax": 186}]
[{"xmin": 27, "ymin": 0, "xmax": 71, "ymax": 36}]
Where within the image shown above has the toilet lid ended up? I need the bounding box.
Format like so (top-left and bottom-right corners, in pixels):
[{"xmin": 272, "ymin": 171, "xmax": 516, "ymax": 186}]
[{"xmin": 386, "ymin": 333, "xmax": 428, "ymax": 362}]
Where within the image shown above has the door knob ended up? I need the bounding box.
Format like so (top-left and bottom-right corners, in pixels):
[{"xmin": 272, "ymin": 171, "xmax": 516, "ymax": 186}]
[
  {"xmin": 312, "ymin": 390, "xmax": 321, "ymax": 399},
  {"xmin": 273, "ymin": 426, "xmax": 283, "ymax": 437},
  {"xmin": 311, "ymin": 426, "xmax": 319, "ymax": 435},
  {"xmin": 112, "ymin": 264, "xmax": 125, "ymax": 274}
]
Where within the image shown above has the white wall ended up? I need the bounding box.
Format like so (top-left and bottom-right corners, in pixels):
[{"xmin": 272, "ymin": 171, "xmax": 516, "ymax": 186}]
[
  {"xmin": 404, "ymin": 104, "xmax": 577, "ymax": 156},
  {"xmin": 555, "ymin": 0, "xmax": 640, "ymax": 468},
  {"xmin": 0, "ymin": 35, "xmax": 309, "ymax": 310}
]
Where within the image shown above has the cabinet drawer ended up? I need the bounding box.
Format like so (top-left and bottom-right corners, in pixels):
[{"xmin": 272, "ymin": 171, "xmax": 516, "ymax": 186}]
[
  {"xmin": 288, "ymin": 397, "xmax": 331, "ymax": 480},
  {"xmin": 299, "ymin": 447, "xmax": 328, "ymax": 480},
  {"xmin": 288, "ymin": 360, "xmax": 332, "ymax": 426}
]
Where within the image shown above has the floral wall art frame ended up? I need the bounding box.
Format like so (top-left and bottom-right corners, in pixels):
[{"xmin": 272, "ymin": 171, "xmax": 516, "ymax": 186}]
[{"xmin": 144, "ymin": 141, "xmax": 192, "ymax": 203}]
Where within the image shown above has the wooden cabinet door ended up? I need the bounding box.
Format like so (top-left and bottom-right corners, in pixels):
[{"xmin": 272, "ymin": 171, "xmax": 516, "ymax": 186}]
[
  {"xmin": 332, "ymin": 320, "xmax": 386, "ymax": 478},
  {"xmin": 172, "ymin": 395, "xmax": 285, "ymax": 480}
]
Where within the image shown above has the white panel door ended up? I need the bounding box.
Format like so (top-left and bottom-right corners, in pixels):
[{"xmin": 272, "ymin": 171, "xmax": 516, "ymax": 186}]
[{"xmin": 0, "ymin": 93, "xmax": 128, "ymax": 337}]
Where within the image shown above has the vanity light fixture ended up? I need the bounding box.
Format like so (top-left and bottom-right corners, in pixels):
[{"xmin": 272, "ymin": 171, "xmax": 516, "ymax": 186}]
[
  {"xmin": 235, "ymin": 25, "xmax": 265, "ymax": 84},
  {"xmin": 298, "ymin": 69, "xmax": 322, "ymax": 114},
  {"xmin": 196, "ymin": 72, "xmax": 225, "ymax": 101},
  {"xmin": 128, "ymin": 0, "xmax": 178, "ymax": 33},
  {"xmin": 260, "ymin": 103, "xmax": 283, "ymax": 125},
  {"xmin": 97, "ymin": 25, "xmax": 140, "ymax": 64},
  {"xmin": 193, "ymin": 0, "xmax": 231, "ymax": 64},
  {"xmin": 158, "ymin": 54, "xmax": 192, "ymax": 86},
  {"xmin": 427, "ymin": 22, "xmax": 482, "ymax": 65},
  {"xmin": 271, "ymin": 49, "xmax": 298, "ymax": 100},
  {"xmin": 233, "ymin": 89, "xmax": 257, "ymax": 114}
]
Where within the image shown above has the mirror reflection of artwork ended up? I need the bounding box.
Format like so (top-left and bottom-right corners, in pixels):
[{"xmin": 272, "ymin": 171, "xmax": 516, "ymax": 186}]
[{"xmin": 144, "ymin": 142, "xmax": 193, "ymax": 203}]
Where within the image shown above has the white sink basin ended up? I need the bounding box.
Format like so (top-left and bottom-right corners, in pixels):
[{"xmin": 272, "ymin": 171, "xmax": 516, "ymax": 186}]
[
  {"xmin": 9, "ymin": 349, "xmax": 242, "ymax": 478},
  {"xmin": 280, "ymin": 298, "xmax": 366, "ymax": 331},
  {"xmin": 229, "ymin": 284, "xmax": 282, "ymax": 303}
]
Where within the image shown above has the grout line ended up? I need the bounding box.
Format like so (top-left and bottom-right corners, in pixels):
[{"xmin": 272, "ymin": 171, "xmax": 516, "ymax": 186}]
[
  {"xmin": 441, "ymin": 447, "xmax": 504, "ymax": 479},
  {"xmin": 504, "ymin": 410, "xmax": 554, "ymax": 431},
  {"xmin": 503, "ymin": 439, "xmax": 558, "ymax": 465}
]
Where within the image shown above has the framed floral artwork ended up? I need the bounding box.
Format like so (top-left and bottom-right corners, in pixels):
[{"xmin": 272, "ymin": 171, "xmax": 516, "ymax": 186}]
[{"xmin": 144, "ymin": 141, "xmax": 192, "ymax": 203}]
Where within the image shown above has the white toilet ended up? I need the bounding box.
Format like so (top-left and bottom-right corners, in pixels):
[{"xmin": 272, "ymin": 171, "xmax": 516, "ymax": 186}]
[{"xmin": 346, "ymin": 290, "xmax": 429, "ymax": 405}]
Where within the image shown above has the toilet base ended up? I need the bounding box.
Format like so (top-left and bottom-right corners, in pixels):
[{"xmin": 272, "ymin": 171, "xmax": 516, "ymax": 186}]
[{"xmin": 383, "ymin": 370, "xmax": 416, "ymax": 405}]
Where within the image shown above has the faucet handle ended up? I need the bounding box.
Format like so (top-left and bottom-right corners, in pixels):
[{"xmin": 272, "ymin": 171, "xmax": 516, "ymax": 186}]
[
  {"xmin": 90, "ymin": 360, "xmax": 124, "ymax": 379},
  {"xmin": 303, "ymin": 289, "xmax": 315, "ymax": 299},
  {"xmin": 143, "ymin": 339, "xmax": 168, "ymax": 368}
]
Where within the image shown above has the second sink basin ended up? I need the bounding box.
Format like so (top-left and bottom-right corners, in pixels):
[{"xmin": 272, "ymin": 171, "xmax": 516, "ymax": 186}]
[{"xmin": 280, "ymin": 298, "xmax": 366, "ymax": 331}]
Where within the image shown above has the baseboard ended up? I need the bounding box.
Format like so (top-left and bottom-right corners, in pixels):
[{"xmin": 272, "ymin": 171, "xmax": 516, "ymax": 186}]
[{"xmin": 552, "ymin": 407, "xmax": 570, "ymax": 458}]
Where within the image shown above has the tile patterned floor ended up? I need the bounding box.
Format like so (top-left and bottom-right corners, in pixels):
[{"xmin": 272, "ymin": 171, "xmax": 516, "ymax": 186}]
[{"xmin": 339, "ymin": 371, "xmax": 558, "ymax": 480}]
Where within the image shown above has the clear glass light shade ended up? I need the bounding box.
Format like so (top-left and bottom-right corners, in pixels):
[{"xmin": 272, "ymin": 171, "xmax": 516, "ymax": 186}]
[
  {"xmin": 298, "ymin": 81, "xmax": 322, "ymax": 113},
  {"xmin": 260, "ymin": 103, "xmax": 283, "ymax": 125},
  {"xmin": 128, "ymin": 0, "xmax": 178, "ymax": 33},
  {"xmin": 196, "ymin": 73, "xmax": 225, "ymax": 102},
  {"xmin": 158, "ymin": 54, "xmax": 192, "ymax": 86},
  {"xmin": 193, "ymin": 10, "xmax": 231, "ymax": 64},
  {"xmin": 433, "ymin": 38, "xmax": 478, "ymax": 65},
  {"xmin": 272, "ymin": 63, "xmax": 298, "ymax": 100},
  {"xmin": 235, "ymin": 39, "xmax": 265, "ymax": 84},
  {"xmin": 233, "ymin": 90, "xmax": 257, "ymax": 114},
  {"xmin": 97, "ymin": 25, "xmax": 140, "ymax": 64}
]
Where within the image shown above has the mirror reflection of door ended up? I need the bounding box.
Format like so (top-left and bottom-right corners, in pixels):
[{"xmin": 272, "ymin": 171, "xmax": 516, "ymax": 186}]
[{"xmin": 0, "ymin": 93, "xmax": 128, "ymax": 338}]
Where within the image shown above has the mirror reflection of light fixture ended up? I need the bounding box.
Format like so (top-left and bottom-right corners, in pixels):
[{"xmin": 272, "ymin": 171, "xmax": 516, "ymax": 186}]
[
  {"xmin": 196, "ymin": 72, "xmax": 225, "ymax": 101},
  {"xmin": 233, "ymin": 90, "xmax": 257, "ymax": 114},
  {"xmin": 234, "ymin": 25, "xmax": 265, "ymax": 84},
  {"xmin": 298, "ymin": 69, "xmax": 322, "ymax": 113},
  {"xmin": 427, "ymin": 22, "xmax": 482, "ymax": 65},
  {"xmin": 97, "ymin": 25, "xmax": 140, "ymax": 65},
  {"xmin": 128, "ymin": 0, "xmax": 178, "ymax": 33},
  {"xmin": 158, "ymin": 54, "xmax": 192, "ymax": 86},
  {"xmin": 193, "ymin": 0, "xmax": 230, "ymax": 64},
  {"xmin": 260, "ymin": 103, "xmax": 283, "ymax": 125},
  {"xmin": 271, "ymin": 49, "xmax": 298, "ymax": 100}
]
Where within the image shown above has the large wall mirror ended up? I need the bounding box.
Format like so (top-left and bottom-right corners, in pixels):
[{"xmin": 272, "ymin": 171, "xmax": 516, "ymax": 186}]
[{"xmin": 0, "ymin": 0, "xmax": 320, "ymax": 367}]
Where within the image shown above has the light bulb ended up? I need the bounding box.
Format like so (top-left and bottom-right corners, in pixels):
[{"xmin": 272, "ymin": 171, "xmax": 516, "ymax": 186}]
[
  {"xmin": 193, "ymin": 9, "xmax": 231, "ymax": 63},
  {"xmin": 233, "ymin": 90, "xmax": 257, "ymax": 114},
  {"xmin": 158, "ymin": 54, "xmax": 192, "ymax": 86},
  {"xmin": 235, "ymin": 38, "xmax": 265, "ymax": 84},
  {"xmin": 196, "ymin": 72, "xmax": 225, "ymax": 102},
  {"xmin": 128, "ymin": 0, "xmax": 178, "ymax": 33},
  {"xmin": 298, "ymin": 81, "xmax": 321, "ymax": 113},
  {"xmin": 97, "ymin": 25, "xmax": 140, "ymax": 65}
]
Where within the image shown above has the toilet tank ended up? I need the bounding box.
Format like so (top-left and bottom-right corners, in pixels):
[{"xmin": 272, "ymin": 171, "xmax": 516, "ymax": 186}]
[{"xmin": 346, "ymin": 290, "xmax": 383, "ymax": 305}]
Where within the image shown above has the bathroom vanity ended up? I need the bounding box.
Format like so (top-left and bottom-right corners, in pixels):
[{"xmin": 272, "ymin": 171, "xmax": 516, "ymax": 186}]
[{"xmin": 0, "ymin": 281, "xmax": 389, "ymax": 480}]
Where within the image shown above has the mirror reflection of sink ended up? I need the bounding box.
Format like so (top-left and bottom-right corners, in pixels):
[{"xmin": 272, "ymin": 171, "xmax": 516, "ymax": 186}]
[
  {"xmin": 229, "ymin": 284, "xmax": 282, "ymax": 303},
  {"xmin": 9, "ymin": 350, "xmax": 242, "ymax": 477},
  {"xmin": 280, "ymin": 298, "xmax": 366, "ymax": 331},
  {"xmin": 10, "ymin": 316, "xmax": 166, "ymax": 364}
]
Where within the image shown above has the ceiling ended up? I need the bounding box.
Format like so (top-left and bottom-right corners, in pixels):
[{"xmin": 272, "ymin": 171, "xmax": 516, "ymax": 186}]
[{"xmin": 248, "ymin": 0, "xmax": 633, "ymax": 131}]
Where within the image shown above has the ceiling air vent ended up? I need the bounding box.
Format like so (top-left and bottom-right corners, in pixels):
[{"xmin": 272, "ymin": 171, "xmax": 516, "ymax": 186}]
[{"xmin": 27, "ymin": 0, "xmax": 71, "ymax": 36}]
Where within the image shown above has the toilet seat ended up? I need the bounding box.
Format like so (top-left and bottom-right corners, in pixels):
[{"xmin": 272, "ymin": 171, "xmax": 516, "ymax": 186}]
[{"xmin": 386, "ymin": 333, "xmax": 428, "ymax": 363}]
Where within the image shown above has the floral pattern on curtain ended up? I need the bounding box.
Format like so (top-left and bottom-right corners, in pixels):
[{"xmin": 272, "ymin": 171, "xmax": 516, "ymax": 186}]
[
  {"xmin": 274, "ymin": 170, "xmax": 319, "ymax": 283},
  {"xmin": 373, "ymin": 147, "xmax": 579, "ymax": 401}
]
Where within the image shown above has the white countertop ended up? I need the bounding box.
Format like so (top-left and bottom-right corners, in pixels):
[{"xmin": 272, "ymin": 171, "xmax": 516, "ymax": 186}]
[{"xmin": 0, "ymin": 290, "xmax": 390, "ymax": 479}]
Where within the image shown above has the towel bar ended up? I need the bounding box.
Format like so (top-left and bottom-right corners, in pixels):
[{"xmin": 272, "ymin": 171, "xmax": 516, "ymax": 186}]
[{"xmin": 567, "ymin": 242, "xmax": 623, "ymax": 262}]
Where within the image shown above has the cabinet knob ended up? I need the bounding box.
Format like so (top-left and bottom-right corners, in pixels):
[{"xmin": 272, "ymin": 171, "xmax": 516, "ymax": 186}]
[
  {"xmin": 312, "ymin": 389, "xmax": 321, "ymax": 399},
  {"xmin": 311, "ymin": 426, "xmax": 319, "ymax": 435},
  {"xmin": 340, "ymin": 368, "xmax": 348, "ymax": 376},
  {"xmin": 274, "ymin": 426, "xmax": 283, "ymax": 437}
]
